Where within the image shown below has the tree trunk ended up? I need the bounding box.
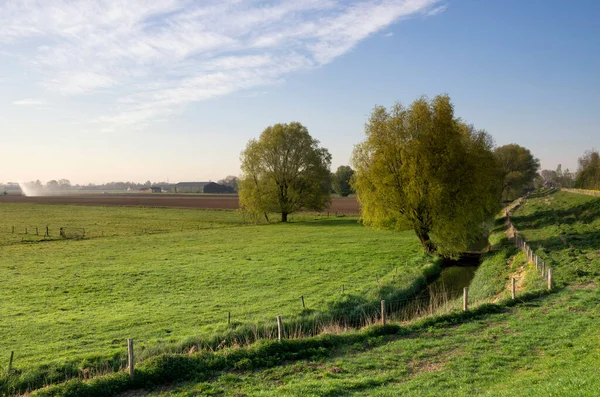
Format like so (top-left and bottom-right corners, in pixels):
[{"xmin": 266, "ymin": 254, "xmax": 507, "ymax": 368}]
[
  {"xmin": 416, "ymin": 230, "xmax": 435, "ymax": 254},
  {"xmin": 281, "ymin": 212, "xmax": 288, "ymax": 222}
]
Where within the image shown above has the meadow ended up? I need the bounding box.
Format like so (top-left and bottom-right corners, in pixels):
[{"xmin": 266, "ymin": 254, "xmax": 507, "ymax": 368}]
[
  {"xmin": 510, "ymin": 190, "xmax": 600, "ymax": 285},
  {"xmin": 46, "ymin": 189, "xmax": 596, "ymax": 397},
  {"xmin": 0, "ymin": 203, "xmax": 433, "ymax": 393},
  {"xmin": 137, "ymin": 284, "xmax": 600, "ymax": 397}
]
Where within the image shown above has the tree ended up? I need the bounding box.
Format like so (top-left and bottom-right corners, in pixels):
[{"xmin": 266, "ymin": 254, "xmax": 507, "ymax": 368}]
[
  {"xmin": 332, "ymin": 165, "xmax": 355, "ymax": 197},
  {"xmin": 58, "ymin": 179, "xmax": 71, "ymax": 189},
  {"xmin": 46, "ymin": 180, "xmax": 59, "ymax": 189},
  {"xmin": 540, "ymin": 169, "xmax": 558, "ymax": 185},
  {"xmin": 575, "ymin": 150, "xmax": 600, "ymax": 189},
  {"xmin": 239, "ymin": 122, "xmax": 332, "ymax": 222},
  {"xmin": 352, "ymin": 95, "xmax": 503, "ymax": 257},
  {"xmin": 495, "ymin": 144, "xmax": 540, "ymax": 200},
  {"xmin": 218, "ymin": 175, "xmax": 239, "ymax": 192}
]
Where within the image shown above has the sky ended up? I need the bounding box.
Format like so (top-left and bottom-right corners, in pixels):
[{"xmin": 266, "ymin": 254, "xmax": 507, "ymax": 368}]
[{"xmin": 1, "ymin": 0, "xmax": 599, "ymax": 185}]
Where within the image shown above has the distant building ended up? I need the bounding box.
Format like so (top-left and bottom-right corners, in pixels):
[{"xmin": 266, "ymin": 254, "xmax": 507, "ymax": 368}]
[
  {"xmin": 203, "ymin": 182, "xmax": 235, "ymax": 194},
  {"xmin": 150, "ymin": 186, "xmax": 162, "ymax": 193},
  {"xmin": 174, "ymin": 182, "xmax": 209, "ymax": 193}
]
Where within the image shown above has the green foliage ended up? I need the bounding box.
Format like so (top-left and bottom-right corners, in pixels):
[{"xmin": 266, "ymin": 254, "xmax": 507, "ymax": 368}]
[
  {"xmin": 217, "ymin": 175, "xmax": 239, "ymax": 192},
  {"xmin": 239, "ymin": 122, "xmax": 332, "ymax": 222},
  {"xmin": 332, "ymin": 165, "xmax": 355, "ymax": 197},
  {"xmin": 495, "ymin": 143, "xmax": 540, "ymax": 200},
  {"xmin": 575, "ymin": 150, "xmax": 600, "ymax": 189},
  {"xmin": 352, "ymin": 95, "xmax": 503, "ymax": 258}
]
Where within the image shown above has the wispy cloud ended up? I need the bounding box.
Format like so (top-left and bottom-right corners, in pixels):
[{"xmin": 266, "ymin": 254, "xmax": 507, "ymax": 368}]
[
  {"xmin": 12, "ymin": 98, "xmax": 45, "ymax": 106},
  {"xmin": 384, "ymin": 32, "xmax": 394, "ymax": 38},
  {"xmin": 425, "ymin": 4, "xmax": 447, "ymax": 17},
  {"xmin": 0, "ymin": 0, "xmax": 443, "ymax": 128}
]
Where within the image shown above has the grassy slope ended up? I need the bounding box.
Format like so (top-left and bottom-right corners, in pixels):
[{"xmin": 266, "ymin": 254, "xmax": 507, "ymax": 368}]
[
  {"xmin": 136, "ymin": 190, "xmax": 600, "ymax": 396},
  {"xmin": 510, "ymin": 190, "xmax": 600, "ymax": 285},
  {"xmin": 144, "ymin": 286, "xmax": 599, "ymax": 397},
  {"xmin": 0, "ymin": 205, "xmax": 430, "ymax": 377}
]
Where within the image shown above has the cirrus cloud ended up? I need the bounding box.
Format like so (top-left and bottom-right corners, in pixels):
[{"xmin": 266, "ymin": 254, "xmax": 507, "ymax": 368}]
[{"xmin": 0, "ymin": 0, "xmax": 445, "ymax": 128}]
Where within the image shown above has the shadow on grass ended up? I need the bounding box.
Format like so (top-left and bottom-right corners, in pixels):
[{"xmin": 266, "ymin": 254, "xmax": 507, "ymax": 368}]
[
  {"xmin": 512, "ymin": 195, "xmax": 600, "ymax": 230},
  {"xmin": 28, "ymin": 289, "xmax": 562, "ymax": 397},
  {"xmin": 285, "ymin": 218, "xmax": 361, "ymax": 227},
  {"xmin": 0, "ymin": 256, "xmax": 440, "ymax": 396}
]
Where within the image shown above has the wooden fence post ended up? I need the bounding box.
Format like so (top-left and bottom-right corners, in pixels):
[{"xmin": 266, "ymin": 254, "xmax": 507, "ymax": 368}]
[
  {"xmin": 548, "ymin": 268, "xmax": 553, "ymax": 290},
  {"xmin": 8, "ymin": 351, "xmax": 14, "ymax": 373},
  {"xmin": 381, "ymin": 300, "xmax": 386, "ymax": 326},
  {"xmin": 277, "ymin": 315, "xmax": 283, "ymax": 343},
  {"xmin": 228, "ymin": 311, "xmax": 231, "ymax": 325},
  {"xmin": 511, "ymin": 278, "xmax": 516, "ymax": 300},
  {"xmin": 463, "ymin": 287, "xmax": 469, "ymax": 311},
  {"xmin": 45, "ymin": 226, "xmax": 49, "ymax": 236},
  {"xmin": 127, "ymin": 339, "xmax": 134, "ymax": 377},
  {"xmin": 301, "ymin": 296, "xmax": 305, "ymax": 309}
]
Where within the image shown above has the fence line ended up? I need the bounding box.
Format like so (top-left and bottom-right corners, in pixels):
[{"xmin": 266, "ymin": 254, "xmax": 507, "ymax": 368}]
[
  {"xmin": 505, "ymin": 197, "xmax": 553, "ymax": 290},
  {"xmin": 561, "ymin": 188, "xmax": 600, "ymax": 197}
]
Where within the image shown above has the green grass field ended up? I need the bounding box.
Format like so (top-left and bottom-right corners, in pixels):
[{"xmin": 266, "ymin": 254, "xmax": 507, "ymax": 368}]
[
  {"xmin": 0, "ymin": 203, "xmax": 434, "ymax": 394},
  {"xmin": 5, "ymin": 190, "xmax": 600, "ymax": 397},
  {"xmin": 511, "ymin": 190, "xmax": 600, "ymax": 285},
  {"xmin": 78, "ymin": 190, "xmax": 598, "ymax": 397},
  {"xmin": 139, "ymin": 285, "xmax": 600, "ymax": 397}
]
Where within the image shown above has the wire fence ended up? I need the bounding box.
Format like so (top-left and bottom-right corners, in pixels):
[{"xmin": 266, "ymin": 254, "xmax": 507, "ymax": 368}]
[{"xmin": 505, "ymin": 197, "xmax": 554, "ymax": 289}]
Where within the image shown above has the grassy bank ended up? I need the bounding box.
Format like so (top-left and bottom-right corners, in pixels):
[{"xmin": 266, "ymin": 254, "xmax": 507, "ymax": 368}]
[
  {"xmin": 510, "ymin": 190, "xmax": 600, "ymax": 285},
  {"xmin": 0, "ymin": 204, "xmax": 433, "ymax": 395},
  {"xmin": 127, "ymin": 285, "xmax": 597, "ymax": 397}
]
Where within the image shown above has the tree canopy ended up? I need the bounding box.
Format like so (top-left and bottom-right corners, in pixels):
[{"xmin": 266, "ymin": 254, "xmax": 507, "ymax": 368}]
[
  {"xmin": 332, "ymin": 165, "xmax": 355, "ymax": 197},
  {"xmin": 239, "ymin": 122, "xmax": 332, "ymax": 222},
  {"xmin": 352, "ymin": 95, "xmax": 503, "ymax": 257},
  {"xmin": 495, "ymin": 144, "xmax": 540, "ymax": 201},
  {"xmin": 218, "ymin": 175, "xmax": 239, "ymax": 192},
  {"xmin": 575, "ymin": 150, "xmax": 600, "ymax": 189}
]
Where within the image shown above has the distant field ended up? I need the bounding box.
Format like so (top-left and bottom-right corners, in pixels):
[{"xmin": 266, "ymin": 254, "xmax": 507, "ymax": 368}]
[
  {"xmin": 0, "ymin": 203, "xmax": 428, "ymax": 386},
  {"xmin": 0, "ymin": 194, "xmax": 361, "ymax": 214}
]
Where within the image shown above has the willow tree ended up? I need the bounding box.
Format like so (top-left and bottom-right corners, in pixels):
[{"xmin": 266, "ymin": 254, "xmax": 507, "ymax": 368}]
[
  {"xmin": 352, "ymin": 95, "xmax": 503, "ymax": 257},
  {"xmin": 239, "ymin": 122, "xmax": 332, "ymax": 222}
]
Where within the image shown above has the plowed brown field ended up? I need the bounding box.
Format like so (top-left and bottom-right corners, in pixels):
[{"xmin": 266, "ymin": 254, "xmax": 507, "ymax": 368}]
[{"xmin": 0, "ymin": 194, "xmax": 360, "ymax": 214}]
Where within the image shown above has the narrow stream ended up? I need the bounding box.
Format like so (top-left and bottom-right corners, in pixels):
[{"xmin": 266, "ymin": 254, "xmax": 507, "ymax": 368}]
[
  {"xmin": 393, "ymin": 253, "xmax": 482, "ymax": 321},
  {"xmin": 429, "ymin": 254, "xmax": 481, "ymax": 299}
]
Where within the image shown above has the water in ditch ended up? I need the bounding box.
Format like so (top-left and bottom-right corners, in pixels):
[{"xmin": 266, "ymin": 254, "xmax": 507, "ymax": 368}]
[{"xmin": 393, "ymin": 254, "xmax": 482, "ymax": 322}]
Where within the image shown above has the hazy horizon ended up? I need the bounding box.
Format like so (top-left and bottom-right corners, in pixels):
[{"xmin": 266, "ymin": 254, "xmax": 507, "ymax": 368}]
[{"xmin": 2, "ymin": 0, "xmax": 598, "ymax": 185}]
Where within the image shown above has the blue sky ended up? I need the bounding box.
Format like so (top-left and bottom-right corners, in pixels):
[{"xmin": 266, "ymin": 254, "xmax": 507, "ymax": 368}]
[{"xmin": 1, "ymin": 0, "xmax": 598, "ymax": 184}]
